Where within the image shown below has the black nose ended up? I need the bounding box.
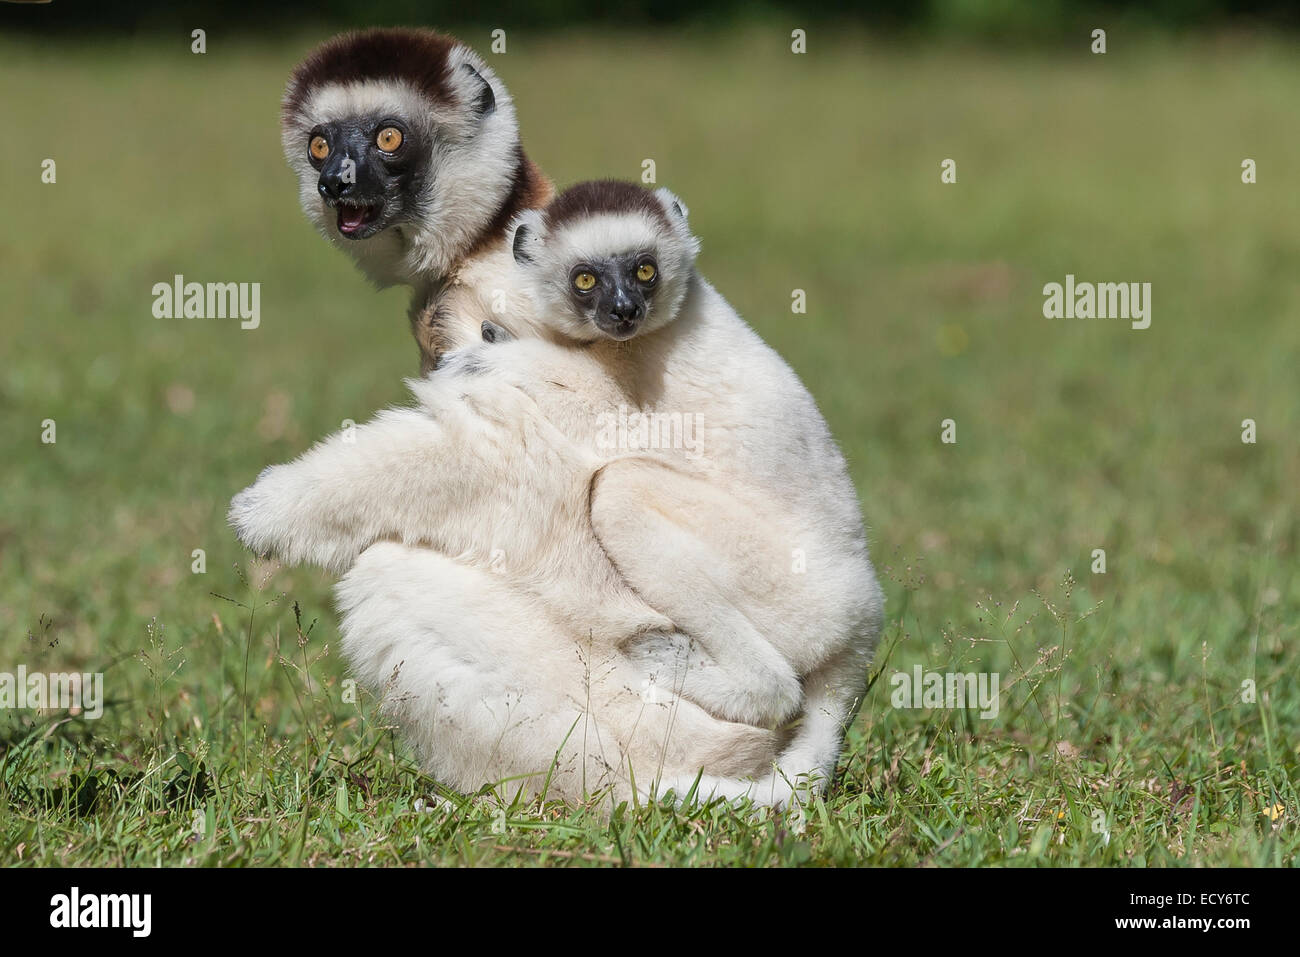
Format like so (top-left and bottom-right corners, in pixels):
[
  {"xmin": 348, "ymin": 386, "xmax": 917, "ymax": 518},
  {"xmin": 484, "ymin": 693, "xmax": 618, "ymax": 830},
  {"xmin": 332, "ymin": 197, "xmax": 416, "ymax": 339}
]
[
  {"xmin": 318, "ymin": 170, "xmax": 349, "ymax": 202},
  {"xmin": 609, "ymin": 299, "xmax": 644, "ymax": 324},
  {"xmin": 317, "ymin": 151, "xmax": 359, "ymax": 203}
]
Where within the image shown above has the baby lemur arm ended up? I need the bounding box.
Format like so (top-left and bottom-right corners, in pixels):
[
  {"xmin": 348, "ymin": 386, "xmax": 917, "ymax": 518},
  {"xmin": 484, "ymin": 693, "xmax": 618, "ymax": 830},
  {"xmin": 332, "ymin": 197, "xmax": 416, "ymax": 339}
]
[{"xmin": 590, "ymin": 458, "xmax": 805, "ymax": 729}]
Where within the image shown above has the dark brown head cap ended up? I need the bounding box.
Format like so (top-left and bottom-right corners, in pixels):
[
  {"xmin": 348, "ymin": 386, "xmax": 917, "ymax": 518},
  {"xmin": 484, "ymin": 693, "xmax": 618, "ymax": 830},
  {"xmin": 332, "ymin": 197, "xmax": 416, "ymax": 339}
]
[
  {"xmin": 283, "ymin": 28, "xmax": 463, "ymax": 124},
  {"xmin": 544, "ymin": 180, "xmax": 675, "ymax": 233}
]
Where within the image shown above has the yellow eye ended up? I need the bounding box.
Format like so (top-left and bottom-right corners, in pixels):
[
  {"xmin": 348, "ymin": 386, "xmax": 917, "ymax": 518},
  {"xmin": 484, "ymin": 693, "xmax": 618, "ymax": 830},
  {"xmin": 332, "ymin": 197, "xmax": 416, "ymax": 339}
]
[
  {"xmin": 573, "ymin": 272, "xmax": 597, "ymax": 292},
  {"xmin": 309, "ymin": 135, "xmax": 329, "ymax": 161},
  {"xmin": 636, "ymin": 262, "xmax": 657, "ymax": 283},
  {"xmin": 376, "ymin": 127, "xmax": 404, "ymax": 152}
]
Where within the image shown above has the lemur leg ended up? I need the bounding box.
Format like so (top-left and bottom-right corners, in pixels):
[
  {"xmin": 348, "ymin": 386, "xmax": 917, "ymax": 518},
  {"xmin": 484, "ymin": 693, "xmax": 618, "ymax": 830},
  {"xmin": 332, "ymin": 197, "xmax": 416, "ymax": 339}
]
[
  {"xmin": 657, "ymin": 643, "xmax": 870, "ymax": 809},
  {"xmin": 337, "ymin": 542, "xmax": 780, "ymax": 805},
  {"xmin": 589, "ymin": 459, "xmax": 803, "ymax": 728},
  {"xmin": 772, "ymin": 640, "xmax": 871, "ymax": 792},
  {"xmin": 337, "ymin": 541, "xmax": 618, "ymax": 802}
]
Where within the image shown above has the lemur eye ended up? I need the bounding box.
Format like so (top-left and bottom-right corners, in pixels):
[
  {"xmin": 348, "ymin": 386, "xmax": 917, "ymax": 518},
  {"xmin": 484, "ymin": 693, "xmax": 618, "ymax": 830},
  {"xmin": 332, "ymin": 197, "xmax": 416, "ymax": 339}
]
[
  {"xmin": 636, "ymin": 262, "xmax": 657, "ymax": 283},
  {"xmin": 376, "ymin": 127, "xmax": 404, "ymax": 152},
  {"xmin": 573, "ymin": 272, "xmax": 597, "ymax": 292},
  {"xmin": 309, "ymin": 135, "xmax": 330, "ymax": 161}
]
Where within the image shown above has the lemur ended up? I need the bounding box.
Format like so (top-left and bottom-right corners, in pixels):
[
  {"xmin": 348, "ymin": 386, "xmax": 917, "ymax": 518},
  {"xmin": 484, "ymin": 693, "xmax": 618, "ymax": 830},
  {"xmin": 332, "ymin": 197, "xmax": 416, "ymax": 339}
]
[
  {"xmin": 231, "ymin": 181, "xmax": 883, "ymax": 806},
  {"xmin": 489, "ymin": 180, "xmax": 885, "ymax": 804},
  {"xmin": 280, "ymin": 27, "xmax": 553, "ymax": 372}
]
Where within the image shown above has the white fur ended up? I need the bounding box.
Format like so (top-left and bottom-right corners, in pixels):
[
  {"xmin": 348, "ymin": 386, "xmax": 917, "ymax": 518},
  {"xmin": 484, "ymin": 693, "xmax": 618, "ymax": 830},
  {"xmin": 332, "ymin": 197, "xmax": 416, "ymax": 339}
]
[
  {"xmin": 335, "ymin": 544, "xmax": 779, "ymax": 805},
  {"xmin": 231, "ymin": 192, "xmax": 883, "ymax": 807},
  {"xmin": 230, "ymin": 349, "xmax": 781, "ymax": 804}
]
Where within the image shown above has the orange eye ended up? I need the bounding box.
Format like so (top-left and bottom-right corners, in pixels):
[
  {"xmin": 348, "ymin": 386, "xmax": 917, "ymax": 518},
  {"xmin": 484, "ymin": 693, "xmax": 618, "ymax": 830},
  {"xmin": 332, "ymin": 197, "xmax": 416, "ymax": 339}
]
[
  {"xmin": 309, "ymin": 135, "xmax": 329, "ymax": 161},
  {"xmin": 376, "ymin": 127, "xmax": 404, "ymax": 153}
]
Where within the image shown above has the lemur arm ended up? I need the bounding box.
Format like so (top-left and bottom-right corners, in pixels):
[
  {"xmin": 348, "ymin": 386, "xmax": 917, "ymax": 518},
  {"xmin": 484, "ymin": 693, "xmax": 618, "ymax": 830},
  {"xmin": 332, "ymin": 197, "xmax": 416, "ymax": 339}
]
[
  {"xmin": 229, "ymin": 370, "xmax": 570, "ymax": 574},
  {"xmin": 590, "ymin": 458, "xmax": 805, "ymax": 729}
]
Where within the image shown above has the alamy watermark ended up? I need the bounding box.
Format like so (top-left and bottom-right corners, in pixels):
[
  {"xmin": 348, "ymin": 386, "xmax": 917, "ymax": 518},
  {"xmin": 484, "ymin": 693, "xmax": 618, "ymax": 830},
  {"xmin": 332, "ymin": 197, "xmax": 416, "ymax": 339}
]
[
  {"xmin": 595, "ymin": 405, "xmax": 703, "ymax": 459},
  {"xmin": 152, "ymin": 274, "xmax": 260, "ymax": 329},
  {"xmin": 0, "ymin": 665, "xmax": 104, "ymax": 719},
  {"xmin": 890, "ymin": 665, "xmax": 1000, "ymax": 719},
  {"xmin": 50, "ymin": 887, "xmax": 150, "ymax": 937},
  {"xmin": 1042, "ymin": 274, "xmax": 1150, "ymax": 330}
]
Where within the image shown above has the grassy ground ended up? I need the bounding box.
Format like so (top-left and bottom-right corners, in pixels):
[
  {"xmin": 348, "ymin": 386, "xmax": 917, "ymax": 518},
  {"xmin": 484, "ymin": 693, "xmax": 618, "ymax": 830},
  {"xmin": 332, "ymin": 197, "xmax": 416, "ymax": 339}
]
[{"xmin": 1, "ymin": 25, "xmax": 1297, "ymax": 866}]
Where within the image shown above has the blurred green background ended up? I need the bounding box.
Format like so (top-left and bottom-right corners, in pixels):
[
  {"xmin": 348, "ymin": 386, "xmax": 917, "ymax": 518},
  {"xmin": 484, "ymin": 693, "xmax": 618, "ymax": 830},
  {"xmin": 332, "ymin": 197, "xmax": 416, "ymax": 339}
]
[
  {"xmin": 1, "ymin": 5, "xmax": 1297, "ymax": 865},
  {"xmin": 6, "ymin": 0, "xmax": 1300, "ymax": 35}
]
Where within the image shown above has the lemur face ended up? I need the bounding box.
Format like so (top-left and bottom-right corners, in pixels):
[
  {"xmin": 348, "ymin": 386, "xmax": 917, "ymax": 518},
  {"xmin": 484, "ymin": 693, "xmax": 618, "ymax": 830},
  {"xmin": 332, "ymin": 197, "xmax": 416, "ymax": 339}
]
[
  {"xmin": 565, "ymin": 251, "xmax": 661, "ymax": 340},
  {"xmin": 281, "ymin": 29, "xmax": 547, "ymax": 287},
  {"xmin": 511, "ymin": 181, "xmax": 701, "ymax": 344},
  {"xmin": 285, "ymin": 67, "xmax": 493, "ymax": 249},
  {"xmin": 303, "ymin": 114, "xmax": 430, "ymax": 240}
]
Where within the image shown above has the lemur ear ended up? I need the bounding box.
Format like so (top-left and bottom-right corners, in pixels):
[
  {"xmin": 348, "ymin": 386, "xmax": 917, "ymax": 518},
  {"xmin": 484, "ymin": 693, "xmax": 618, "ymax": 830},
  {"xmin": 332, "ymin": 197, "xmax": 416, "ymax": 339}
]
[
  {"xmin": 654, "ymin": 188, "xmax": 689, "ymax": 224},
  {"xmin": 460, "ymin": 63, "xmax": 496, "ymax": 117},
  {"xmin": 509, "ymin": 209, "xmax": 545, "ymax": 264}
]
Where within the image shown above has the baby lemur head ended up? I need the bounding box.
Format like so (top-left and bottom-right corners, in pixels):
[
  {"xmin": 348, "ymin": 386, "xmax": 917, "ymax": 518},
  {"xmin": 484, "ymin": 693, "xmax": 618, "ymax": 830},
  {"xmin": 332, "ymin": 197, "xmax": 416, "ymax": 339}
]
[{"xmin": 508, "ymin": 180, "xmax": 700, "ymax": 343}]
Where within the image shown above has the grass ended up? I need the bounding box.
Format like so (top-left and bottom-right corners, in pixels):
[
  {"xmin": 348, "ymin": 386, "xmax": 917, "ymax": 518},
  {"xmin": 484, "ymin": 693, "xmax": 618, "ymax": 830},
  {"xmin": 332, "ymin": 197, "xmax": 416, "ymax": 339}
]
[{"xmin": 1, "ymin": 24, "xmax": 1297, "ymax": 866}]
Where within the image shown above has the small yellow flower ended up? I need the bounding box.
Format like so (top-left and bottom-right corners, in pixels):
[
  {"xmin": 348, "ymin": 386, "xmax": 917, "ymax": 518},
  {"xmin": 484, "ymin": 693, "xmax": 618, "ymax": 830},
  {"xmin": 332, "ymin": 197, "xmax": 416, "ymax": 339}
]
[{"xmin": 1263, "ymin": 803, "xmax": 1285, "ymax": 822}]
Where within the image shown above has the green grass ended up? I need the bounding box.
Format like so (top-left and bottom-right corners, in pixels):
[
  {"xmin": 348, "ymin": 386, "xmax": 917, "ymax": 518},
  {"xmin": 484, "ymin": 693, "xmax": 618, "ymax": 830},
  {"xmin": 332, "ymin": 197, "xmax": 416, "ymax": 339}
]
[{"xmin": 1, "ymin": 25, "xmax": 1297, "ymax": 866}]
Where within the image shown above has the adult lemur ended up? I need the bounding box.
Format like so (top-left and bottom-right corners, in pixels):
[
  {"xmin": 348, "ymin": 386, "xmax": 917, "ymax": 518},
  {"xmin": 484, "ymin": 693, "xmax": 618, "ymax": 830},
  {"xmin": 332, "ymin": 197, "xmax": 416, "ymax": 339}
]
[
  {"xmin": 280, "ymin": 27, "xmax": 551, "ymax": 370},
  {"xmin": 233, "ymin": 179, "xmax": 883, "ymax": 804},
  {"xmin": 261, "ymin": 29, "xmax": 882, "ymax": 805}
]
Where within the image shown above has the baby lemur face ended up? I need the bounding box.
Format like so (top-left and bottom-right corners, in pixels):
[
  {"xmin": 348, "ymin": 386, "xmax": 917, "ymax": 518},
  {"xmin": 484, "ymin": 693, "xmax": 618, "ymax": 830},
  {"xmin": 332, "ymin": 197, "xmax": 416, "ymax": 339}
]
[
  {"xmin": 510, "ymin": 180, "xmax": 700, "ymax": 343},
  {"xmin": 563, "ymin": 249, "xmax": 661, "ymax": 340}
]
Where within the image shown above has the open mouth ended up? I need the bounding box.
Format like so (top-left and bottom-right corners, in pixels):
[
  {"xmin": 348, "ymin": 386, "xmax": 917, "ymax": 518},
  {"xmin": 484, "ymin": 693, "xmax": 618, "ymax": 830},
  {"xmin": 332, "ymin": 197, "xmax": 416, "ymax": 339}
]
[{"xmin": 336, "ymin": 202, "xmax": 382, "ymax": 237}]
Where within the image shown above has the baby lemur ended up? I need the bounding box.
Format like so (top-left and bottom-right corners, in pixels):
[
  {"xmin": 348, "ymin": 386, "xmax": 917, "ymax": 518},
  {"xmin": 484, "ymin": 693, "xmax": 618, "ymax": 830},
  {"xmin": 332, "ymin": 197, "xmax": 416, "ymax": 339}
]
[{"xmin": 497, "ymin": 180, "xmax": 884, "ymax": 802}]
